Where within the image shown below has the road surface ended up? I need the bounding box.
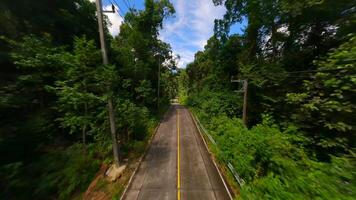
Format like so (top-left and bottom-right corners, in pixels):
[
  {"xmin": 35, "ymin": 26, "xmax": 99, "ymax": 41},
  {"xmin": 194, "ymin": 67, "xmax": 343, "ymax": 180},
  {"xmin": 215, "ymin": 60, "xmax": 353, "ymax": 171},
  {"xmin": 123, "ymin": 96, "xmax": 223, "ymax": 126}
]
[{"xmin": 121, "ymin": 105, "xmax": 231, "ymax": 200}]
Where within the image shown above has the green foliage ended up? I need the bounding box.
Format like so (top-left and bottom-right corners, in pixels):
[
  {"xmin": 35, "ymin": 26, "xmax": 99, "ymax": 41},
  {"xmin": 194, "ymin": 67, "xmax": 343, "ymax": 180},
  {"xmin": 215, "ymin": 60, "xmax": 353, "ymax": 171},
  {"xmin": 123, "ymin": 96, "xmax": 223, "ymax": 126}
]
[
  {"xmin": 111, "ymin": 0, "xmax": 177, "ymax": 110},
  {"xmin": 183, "ymin": 0, "xmax": 356, "ymax": 159},
  {"xmin": 4, "ymin": 35, "xmax": 66, "ymax": 109},
  {"xmin": 187, "ymin": 88, "xmax": 241, "ymax": 118},
  {"xmin": 53, "ymin": 36, "xmax": 103, "ymax": 136},
  {"xmin": 194, "ymin": 111, "xmax": 356, "ymax": 199},
  {"xmin": 0, "ymin": 143, "xmax": 105, "ymax": 200},
  {"xmin": 178, "ymin": 69, "xmax": 189, "ymax": 104},
  {"xmin": 286, "ymin": 35, "xmax": 356, "ymax": 154},
  {"xmin": 116, "ymin": 98, "xmax": 151, "ymax": 141},
  {"xmin": 182, "ymin": 1, "xmax": 356, "ymax": 197},
  {"xmin": 1, "ymin": 0, "xmax": 177, "ymax": 199}
]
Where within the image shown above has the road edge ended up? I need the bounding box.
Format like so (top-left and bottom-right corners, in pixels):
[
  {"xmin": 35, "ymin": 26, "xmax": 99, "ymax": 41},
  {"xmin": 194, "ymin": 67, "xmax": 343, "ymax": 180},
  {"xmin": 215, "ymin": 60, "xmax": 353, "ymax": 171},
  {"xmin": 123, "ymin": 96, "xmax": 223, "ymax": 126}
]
[
  {"xmin": 188, "ymin": 109, "xmax": 234, "ymax": 200},
  {"xmin": 119, "ymin": 107, "xmax": 170, "ymax": 200}
]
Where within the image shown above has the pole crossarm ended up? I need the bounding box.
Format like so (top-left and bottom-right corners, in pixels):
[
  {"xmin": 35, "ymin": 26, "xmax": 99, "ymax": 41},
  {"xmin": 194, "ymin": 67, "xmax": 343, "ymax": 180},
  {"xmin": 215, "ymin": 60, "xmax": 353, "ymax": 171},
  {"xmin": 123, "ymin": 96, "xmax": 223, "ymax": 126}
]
[
  {"xmin": 231, "ymin": 79, "xmax": 244, "ymax": 93},
  {"xmin": 103, "ymin": 4, "xmax": 115, "ymax": 13}
]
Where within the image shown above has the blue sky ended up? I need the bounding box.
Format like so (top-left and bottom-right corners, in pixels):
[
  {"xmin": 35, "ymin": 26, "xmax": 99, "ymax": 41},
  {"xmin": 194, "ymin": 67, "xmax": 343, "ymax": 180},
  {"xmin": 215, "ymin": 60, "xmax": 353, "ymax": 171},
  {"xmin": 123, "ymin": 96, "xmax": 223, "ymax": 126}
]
[{"xmin": 97, "ymin": 0, "xmax": 246, "ymax": 68}]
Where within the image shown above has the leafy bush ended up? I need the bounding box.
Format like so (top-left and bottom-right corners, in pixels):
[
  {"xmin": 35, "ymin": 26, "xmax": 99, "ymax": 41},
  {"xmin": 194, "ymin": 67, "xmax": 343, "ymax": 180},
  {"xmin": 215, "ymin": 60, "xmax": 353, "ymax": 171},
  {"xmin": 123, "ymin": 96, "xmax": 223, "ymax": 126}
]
[
  {"xmin": 1, "ymin": 143, "xmax": 105, "ymax": 199},
  {"xmin": 194, "ymin": 111, "xmax": 356, "ymax": 199},
  {"xmin": 286, "ymin": 35, "xmax": 356, "ymax": 157},
  {"xmin": 187, "ymin": 88, "xmax": 241, "ymax": 118},
  {"xmin": 116, "ymin": 98, "xmax": 151, "ymax": 141}
]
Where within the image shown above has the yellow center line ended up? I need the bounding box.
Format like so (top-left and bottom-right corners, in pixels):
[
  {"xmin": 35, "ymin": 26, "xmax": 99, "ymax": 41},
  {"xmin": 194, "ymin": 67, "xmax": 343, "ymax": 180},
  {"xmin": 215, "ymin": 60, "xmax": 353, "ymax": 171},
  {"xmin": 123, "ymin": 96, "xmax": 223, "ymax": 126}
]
[{"xmin": 177, "ymin": 109, "xmax": 181, "ymax": 200}]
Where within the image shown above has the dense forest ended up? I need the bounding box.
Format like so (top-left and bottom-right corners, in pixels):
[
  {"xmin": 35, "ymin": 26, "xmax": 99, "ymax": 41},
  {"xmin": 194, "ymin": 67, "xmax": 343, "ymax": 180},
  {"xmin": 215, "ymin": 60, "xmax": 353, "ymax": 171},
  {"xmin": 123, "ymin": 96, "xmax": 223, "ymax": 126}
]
[
  {"xmin": 179, "ymin": 0, "xmax": 355, "ymax": 199},
  {"xmin": 0, "ymin": 0, "xmax": 177, "ymax": 199},
  {"xmin": 1, "ymin": 0, "xmax": 355, "ymax": 199}
]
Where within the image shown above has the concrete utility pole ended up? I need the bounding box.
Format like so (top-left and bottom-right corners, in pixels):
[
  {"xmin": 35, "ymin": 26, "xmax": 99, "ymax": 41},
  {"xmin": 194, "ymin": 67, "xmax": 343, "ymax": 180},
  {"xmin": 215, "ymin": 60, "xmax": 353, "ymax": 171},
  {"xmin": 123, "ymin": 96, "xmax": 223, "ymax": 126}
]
[
  {"xmin": 242, "ymin": 80, "xmax": 248, "ymax": 126},
  {"xmin": 95, "ymin": 0, "xmax": 120, "ymax": 166},
  {"xmin": 231, "ymin": 78, "xmax": 248, "ymax": 126}
]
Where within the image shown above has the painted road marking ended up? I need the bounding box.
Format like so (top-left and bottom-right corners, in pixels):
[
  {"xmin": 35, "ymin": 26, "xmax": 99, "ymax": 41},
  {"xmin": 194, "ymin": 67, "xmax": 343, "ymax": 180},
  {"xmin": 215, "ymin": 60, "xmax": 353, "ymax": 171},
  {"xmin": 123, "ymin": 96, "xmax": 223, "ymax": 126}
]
[{"xmin": 177, "ymin": 109, "xmax": 181, "ymax": 200}]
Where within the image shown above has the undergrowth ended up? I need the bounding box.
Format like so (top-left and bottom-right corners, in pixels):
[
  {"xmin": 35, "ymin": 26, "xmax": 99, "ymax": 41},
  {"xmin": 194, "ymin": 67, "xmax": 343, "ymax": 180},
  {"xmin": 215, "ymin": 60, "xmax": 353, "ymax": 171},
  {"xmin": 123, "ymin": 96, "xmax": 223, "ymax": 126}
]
[
  {"xmin": 1, "ymin": 143, "xmax": 106, "ymax": 199},
  {"xmin": 190, "ymin": 95, "xmax": 356, "ymax": 199}
]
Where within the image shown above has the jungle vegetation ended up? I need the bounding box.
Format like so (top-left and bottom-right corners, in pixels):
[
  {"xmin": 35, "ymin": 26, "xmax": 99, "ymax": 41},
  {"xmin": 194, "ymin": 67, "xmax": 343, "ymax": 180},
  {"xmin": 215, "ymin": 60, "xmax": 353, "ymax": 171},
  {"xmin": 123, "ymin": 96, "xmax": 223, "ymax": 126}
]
[
  {"xmin": 0, "ymin": 0, "xmax": 177, "ymax": 199},
  {"xmin": 179, "ymin": 0, "xmax": 356, "ymax": 199}
]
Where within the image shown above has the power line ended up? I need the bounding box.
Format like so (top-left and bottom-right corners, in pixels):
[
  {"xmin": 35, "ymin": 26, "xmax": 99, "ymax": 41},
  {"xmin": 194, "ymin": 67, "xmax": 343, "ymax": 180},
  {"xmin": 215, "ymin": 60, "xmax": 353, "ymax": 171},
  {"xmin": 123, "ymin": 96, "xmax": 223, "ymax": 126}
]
[
  {"xmin": 122, "ymin": 0, "xmax": 132, "ymax": 10},
  {"xmin": 108, "ymin": 0, "xmax": 125, "ymax": 19},
  {"xmin": 232, "ymin": 67, "xmax": 351, "ymax": 80},
  {"xmin": 107, "ymin": 0, "xmax": 134, "ymax": 30},
  {"xmin": 111, "ymin": 0, "xmax": 121, "ymax": 9},
  {"xmin": 245, "ymin": 74, "xmax": 345, "ymax": 79},
  {"xmin": 232, "ymin": 71, "xmax": 348, "ymax": 81},
  {"xmin": 129, "ymin": 0, "xmax": 135, "ymax": 9},
  {"xmin": 284, "ymin": 67, "xmax": 350, "ymax": 74}
]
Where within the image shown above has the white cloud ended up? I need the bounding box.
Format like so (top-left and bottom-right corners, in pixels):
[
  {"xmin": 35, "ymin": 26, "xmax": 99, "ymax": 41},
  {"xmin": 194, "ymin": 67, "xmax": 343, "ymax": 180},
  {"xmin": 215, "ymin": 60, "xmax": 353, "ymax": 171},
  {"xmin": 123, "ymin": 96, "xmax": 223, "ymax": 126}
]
[
  {"xmin": 92, "ymin": 0, "xmax": 225, "ymax": 67},
  {"xmin": 88, "ymin": 0, "xmax": 123, "ymax": 36},
  {"xmin": 176, "ymin": 49, "xmax": 195, "ymax": 68},
  {"xmin": 190, "ymin": 0, "xmax": 225, "ymax": 48},
  {"xmin": 103, "ymin": 5, "xmax": 123, "ymax": 36},
  {"xmin": 159, "ymin": 0, "xmax": 225, "ymax": 68}
]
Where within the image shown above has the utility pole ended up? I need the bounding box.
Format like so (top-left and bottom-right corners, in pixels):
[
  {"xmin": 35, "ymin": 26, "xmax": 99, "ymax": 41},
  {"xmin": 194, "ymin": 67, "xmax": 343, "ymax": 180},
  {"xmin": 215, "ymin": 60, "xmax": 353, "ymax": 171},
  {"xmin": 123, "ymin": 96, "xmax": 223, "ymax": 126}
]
[
  {"xmin": 231, "ymin": 78, "xmax": 248, "ymax": 126},
  {"xmin": 242, "ymin": 80, "xmax": 248, "ymax": 126},
  {"xmin": 95, "ymin": 0, "xmax": 120, "ymax": 166}
]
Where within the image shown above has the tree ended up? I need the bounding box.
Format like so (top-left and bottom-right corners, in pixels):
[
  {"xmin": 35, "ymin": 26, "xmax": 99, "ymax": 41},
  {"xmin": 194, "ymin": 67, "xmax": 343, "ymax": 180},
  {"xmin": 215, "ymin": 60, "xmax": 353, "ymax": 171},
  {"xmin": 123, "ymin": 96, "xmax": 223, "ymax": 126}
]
[
  {"xmin": 286, "ymin": 35, "xmax": 356, "ymax": 158},
  {"xmin": 111, "ymin": 0, "xmax": 176, "ymax": 110},
  {"xmin": 53, "ymin": 36, "xmax": 102, "ymax": 153},
  {"xmin": 182, "ymin": 0, "xmax": 355, "ymax": 160}
]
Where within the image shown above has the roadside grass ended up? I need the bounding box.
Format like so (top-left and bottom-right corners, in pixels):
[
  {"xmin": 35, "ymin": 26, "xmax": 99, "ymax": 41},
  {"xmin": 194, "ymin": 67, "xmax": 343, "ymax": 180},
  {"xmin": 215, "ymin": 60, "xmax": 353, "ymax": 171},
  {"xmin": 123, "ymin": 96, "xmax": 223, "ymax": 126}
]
[{"xmin": 189, "ymin": 107, "xmax": 356, "ymax": 199}]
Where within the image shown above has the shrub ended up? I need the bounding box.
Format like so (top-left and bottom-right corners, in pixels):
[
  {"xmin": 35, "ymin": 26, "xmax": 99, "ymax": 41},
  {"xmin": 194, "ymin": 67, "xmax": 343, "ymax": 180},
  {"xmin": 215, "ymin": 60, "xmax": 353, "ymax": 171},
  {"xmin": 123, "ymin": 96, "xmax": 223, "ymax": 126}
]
[
  {"xmin": 1, "ymin": 143, "xmax": 104, "ymax": 199},
  {"xmin": 194, "ymin": 111, "xmax": 356, "ymax": 199}
]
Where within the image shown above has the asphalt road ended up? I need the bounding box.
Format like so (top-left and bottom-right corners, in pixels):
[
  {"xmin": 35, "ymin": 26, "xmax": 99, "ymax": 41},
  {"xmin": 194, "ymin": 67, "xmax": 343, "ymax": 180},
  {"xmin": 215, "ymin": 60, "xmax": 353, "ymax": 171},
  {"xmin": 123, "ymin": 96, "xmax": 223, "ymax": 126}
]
[{"xmin": 121, "ymin": 105, "xmax": 231, "ymax": 200}]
